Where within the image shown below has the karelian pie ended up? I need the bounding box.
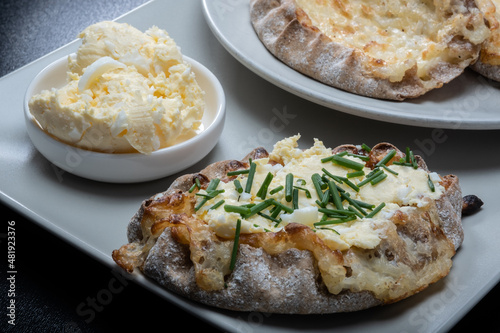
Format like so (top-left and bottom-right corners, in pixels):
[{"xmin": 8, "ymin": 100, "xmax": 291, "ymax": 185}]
[
  {"xmin": 112, "ymin": 136, "xmax": 464, "ymax": 313},
  {"xmin": 249, "ymin": 0, "xmax": 491, "ymax": 100},
  {"xmin": 472, "ymin": 0, "xmax": 500, "ymax": 81}
]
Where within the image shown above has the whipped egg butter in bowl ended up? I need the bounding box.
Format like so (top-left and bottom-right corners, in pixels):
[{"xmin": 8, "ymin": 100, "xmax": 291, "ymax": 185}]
[{"xmin": 24, "ymin": 22, "xmax": 225, "ymax": 183}]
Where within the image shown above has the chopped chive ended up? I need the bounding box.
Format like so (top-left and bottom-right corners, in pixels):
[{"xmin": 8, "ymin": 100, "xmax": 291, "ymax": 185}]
[
  {"xmin": 271, "ymin": 199, "xmax": 294, "ymax": 214},
  {"xmin": 376, "ymin": 149, "xmax": 397, "ymax": 167},
  {"xmin": 230, "ymin": 219, "xmax": 241, "ymax": 270},
  {"xmin": 270, "ymin": 206, "xmax": 282, "ymax": 219},
  {"xmin": 293, "ymin": 186, "xmax": 312, "ymax": 198},
  {"xmin": 405, "ymin": 148, "xmax": 418, "ymax": 169},
  {"xmin": 343, "ymin": 178, "xmax": 360, "ymax": 192},
  {"xmin": 321, "ymin": 155, "xmax": 335, "ymax": 163},
  {"xmin": 347, "ymin": 170, "xmax": 365, "ymax": 178},
  {"xmin": 318, "ymin": 207, "xmax": 356, "ymax": 216},
  {"xmin": 381, "ymin": 164, "xmax": 398, "ymax": 175},
  {"xmin": 292, "ymin": 188, "xmax": 299, "ymax": 209},
  {"xmin": 348, "ymin": 205, "xmax": 364, "ymax": 219},
  {"xmin": 322, "ymin": 168, "xmax": 344, "ymax": 183},
  {"xmin": 358, "ymin": 169, "xmax": 384, "ymax": 187},
  {"xmin": 365, "ymin": 202, "xmax": 386, "ymax": 218},
  {"xmin": 234, "ymin": 179, "xmax": 243, "ymax": 193},
  {"xmin": 244, "ymin": 198, "xmax": 275, "ymax": 218},
  {"xmin": 195, "ymin": 189, "xmax": 225, "ymax": 199},
  {"xmin": 331, "ymin": 155, "xmax": 365, "ymax": 171},
  {"xmin": 227, "ymin": 169, "xmax": 249, "ymax": 176},
  {"xmin": 311, "ymin": 173, "xmax": 325, "ymax": 200},
  {"xmin": 194, "ymin": 178, "xmax": 220, "ymax": 211},
  {"xmin": 347, "ymin": 153, "xmax": 370, "ymax": 161},
  {"xmin": 328, "ymin": 180, "xmax": 344, "ymax": 210},
  {"xmin": 316, "ymin": 227, "xmax": 340, "ymax": 235},
  {"xmin": 210, "ymin": 199, "xmax": 225, "ymax": 210},
  {"xmin": 224, "ymin": 205, "xmax": 252, "ymax": 215},
  {"xmin": 350, "ymin": 198, "xmax": 375, "ymax": 209},
  {"xmin": 361, "ymin": 143, "xmax": 371, "ymax": 152},
  {"xmin": 314, "ymin": 216, "xmax": 357, "ymax": 227},
  {"xmin": 341, "ymin": 192, "xmax": 367, "ymax": 216},
  {"xmin": 269, "ymin": 185, "xmax": 284, "ymax": 195},
  {"xmin": 256, "ymin": 172, "xmax": 274, "ymax": 200},
  {"xmin": 427, "ymin": 175, "xmax": 435, "ymax": 192},
  {"xmin": 370, "ymin": 172, "xmax": 388, "ymax": 185},
  {"xmin": 318, "ymin": 189, "xmax": 330, "ymax": 208},
  {"xmin": 189, "ymin": 178, "xmax": 202, "ymax": 193},
  {"xmin": 296, "ymin": 178, "xmax": 307, "ymax": 186},
  {"xmin": 285, "ymin": 173, "xmax": 294, "ymax": 202},
  {"xmin": 244, "ymin": 162, "xmax": 257, "ymax": 193},
  {"xmin": 257, "ymin": 212, "xmax": 281, "ymax": 223}
]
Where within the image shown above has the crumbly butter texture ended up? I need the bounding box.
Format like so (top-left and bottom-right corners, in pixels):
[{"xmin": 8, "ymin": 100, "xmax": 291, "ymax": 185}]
[
  {"xmin": 29, "ymin": 21, "xmax": 205, "ymax": 154},
  {"xmin": 195, "ymin": 135, "xmax": 444, "ymax": 251},
  {"xmin": 295, "ymin": 0, "xmax": 490, "ymax": 82}
]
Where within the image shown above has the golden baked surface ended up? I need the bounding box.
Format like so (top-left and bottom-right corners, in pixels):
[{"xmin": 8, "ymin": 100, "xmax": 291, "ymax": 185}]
[
  {"xmin": 112, "ymin": 138, "xmax": 464, "ymax": 313},
  {"xmin": 250, "ymin": 0, "xmax": 490, "ymax": 100}
]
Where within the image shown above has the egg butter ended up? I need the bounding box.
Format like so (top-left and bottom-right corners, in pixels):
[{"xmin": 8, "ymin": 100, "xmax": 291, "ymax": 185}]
[
  {"xmin": 29, "ymin": 21, "xmax": 205, "ymax": 154},
  {"xmin": 195, "ymin": 135, "xmax": 444, "ymax": 252}
]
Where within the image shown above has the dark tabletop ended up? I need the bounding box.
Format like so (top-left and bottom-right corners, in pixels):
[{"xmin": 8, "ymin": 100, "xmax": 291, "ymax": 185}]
[{"xmin": 0, "ymin": 0, "xmax": 496, "ymax": 332}]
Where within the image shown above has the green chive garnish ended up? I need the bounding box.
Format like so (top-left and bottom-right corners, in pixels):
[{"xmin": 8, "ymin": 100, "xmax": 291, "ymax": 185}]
[
  {"xmin": 331, "ymin": 155, "xmax": 365, "ymax": 171},
  {"xmin": 244, "ymin": 198, "xmax": 275, "ymax": 218},
  {"xmin": 227, "ymin": 169, "xmax": 250, "ymax": 177},
  {"xmin": 256, "ymin": 172, "xmax": 274, "ymax": 200},
  {"xmin": 328, "ymin": 180, "xmax": 344, "ymax": 210},
  {"xmin": 230, "ymin": 219, "xmax": 241, "ymax": 270},
  {"xmin": 234, "ymin": 179, "xmax": 243, "ymax": 193},
  {"xmin": 318, "ymin": 208, "xmax": 356, "ymax": 217},
  {"xmin": 361, "ymin": 143, "xmax": 371, "ymax": 152},
  {"xmin": 365, "ymin": 202, "xmax": 386, "ymax": 218},
  {"xmin": 194, "ymin": 178, "xmax": 220, "ymax": 211},
  {"xmin": 224, "ymin": 205, "xmax": 251, "ymax": 215},
  {"xmin": 427, "ymin": 175, "xmax": 435, "ymax": 192},
  {"xmin": 292, "ymin": 188, "xmax": 299, "ymax": 209},
  {"xmin": 257, "ymin": 212, "xmax": 281, "ymax": 223},
  {"xmin": 285, "ymin": 173, "xmax": 294, "ymax": 202},
  {"xmin": 347, "ymin": 170, "xmax": 365, "ymax": 178},
  {"xmin": 341, "ymin": 192, "xmax": 367, "ymax": 216},
  {"xmin": 269, "ymin": 185, "xmax": 284, "ymax": 195},
  {"xmin": 313, "ymin": 216, "xmax": 357, "ymax": 227},
  {"xmin": 293, "ymin": 186, "xmax": 312, "ymax": 198},
  {"xmin": 312, "ymin": 173, "xmax": 325, "ymax": 200},
  {"xmin": 370, "ymin": 172, "xmax": 387, "ymax": 185},
  {"xmin": 322, "ymin": 168, "xmax": 345, "ymax": 183},
  {"xmin": 244, "ymin": 162, "xmax": 257, "ymax": 193},
  {"xmin": 376, "ymin": 149, "xmax": 397, "ymax": 167},
  {"xmin": 271, "ymin": 199, "xmax": 294, "ymax": 214},
  {"xmin": 210, "ymin": 199, "xmax": 225, "ymax": 210},
  {"xmin": 357, "ymin": 168, "xmax": 384, "ymax": 187},
  {"xmin": 318, "ymin": 189, "xmax": 330, "ymax": 208},
  {"xmin": 195, "ymin": 189, "xmax": 225, "ymax": 199}
]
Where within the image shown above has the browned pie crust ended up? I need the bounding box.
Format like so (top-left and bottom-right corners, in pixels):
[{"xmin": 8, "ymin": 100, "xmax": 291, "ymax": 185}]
[
  {"xmin": 249, "ymin": 0, "xmax": 489, "ymax": 100},
  {"xmin": 112, "ymin": 143, "xmax": 463, "ymax": 314}
]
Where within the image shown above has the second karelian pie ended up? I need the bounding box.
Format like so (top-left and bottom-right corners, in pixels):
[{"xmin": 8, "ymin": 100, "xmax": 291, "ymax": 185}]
[{"xmin": 250, "ymin": 0, "xmax": 491, "ymax": 100}]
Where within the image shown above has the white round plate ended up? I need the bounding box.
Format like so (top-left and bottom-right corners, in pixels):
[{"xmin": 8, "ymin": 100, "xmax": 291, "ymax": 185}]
[
  {"xmin": 24, "ymin": 54, "xmax": 226, "ymax": 183},
  {"xmin": 202, "ymin": 0, "xmax": 500, "ymax": 130}
]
